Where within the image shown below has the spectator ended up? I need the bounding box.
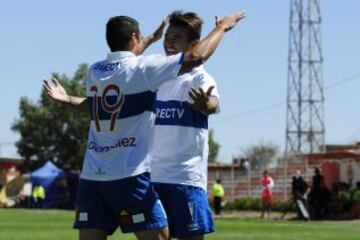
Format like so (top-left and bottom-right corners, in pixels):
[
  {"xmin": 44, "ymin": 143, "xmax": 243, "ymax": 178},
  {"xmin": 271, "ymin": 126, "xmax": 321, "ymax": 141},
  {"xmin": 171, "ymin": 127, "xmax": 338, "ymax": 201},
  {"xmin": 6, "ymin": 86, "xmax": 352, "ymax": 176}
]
[
  {"xmin": 260, "ymin": 170, "xmax": 274, "ymax": 219},
  {"xmin": 309, "ymin": 168, "xmax": 331, "ymax": 219},
  {"xmin": 240, "ymin": 158, "xmax": 249, "ymax": 174},
  {"xmin": 32, "ymin": 184, "xmax": 45, "ymax": 208},
  {"xmin": 242, "ymin": 159, "xmax": 250, "ymax": 175},
  {"xmin": 292, "ymin": 169, "xmax": 310, "ymax": 220},
  {"xmin": 252, "ymin": 156, "xmax": 261, "ymax": 171},
  {"xmin": 212, "ymin": 179, "xmax": 225, "ymax": 215},
  {"xmin": 21, "ymin": 180, "xmax": 33, "ymax": 208}
]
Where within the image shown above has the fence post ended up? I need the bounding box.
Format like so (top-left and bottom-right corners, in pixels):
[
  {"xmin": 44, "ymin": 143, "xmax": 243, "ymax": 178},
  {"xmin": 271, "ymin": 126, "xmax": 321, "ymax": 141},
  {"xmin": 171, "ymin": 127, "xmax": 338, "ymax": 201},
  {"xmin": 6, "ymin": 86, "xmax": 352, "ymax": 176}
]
[
  {"xmin": 283, "ymin": 155, "xmax": 288, "ymax": 201},
  {"xmin": 231, "ymin": 165, "xmax": 235, "ymax": 201},
  {"xmin": 247, "ymin": 167, "xmax": 251, "ymax": 197}
]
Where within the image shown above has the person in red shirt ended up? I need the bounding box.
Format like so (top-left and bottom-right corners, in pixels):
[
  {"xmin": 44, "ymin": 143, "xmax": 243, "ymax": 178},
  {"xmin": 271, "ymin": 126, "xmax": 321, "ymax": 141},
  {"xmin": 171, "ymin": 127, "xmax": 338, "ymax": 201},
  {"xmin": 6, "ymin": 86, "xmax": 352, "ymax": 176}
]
[{"xmin": 261, "ymin": 170, "xmax": 274, "ymax": 218}]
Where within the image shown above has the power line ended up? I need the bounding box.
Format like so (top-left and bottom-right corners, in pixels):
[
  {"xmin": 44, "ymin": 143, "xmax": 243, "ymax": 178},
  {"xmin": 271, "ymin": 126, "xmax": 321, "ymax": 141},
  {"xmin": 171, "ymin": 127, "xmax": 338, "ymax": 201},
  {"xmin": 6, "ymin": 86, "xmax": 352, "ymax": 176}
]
[
  {"xmin": 213, "ymin": 73, "xmax": 360, "ymax": 124},
  {"xmin": 324, "ymin": 73, "xmax": 360, "ymax": 90},
  {"xmin": 213, "ymin": 101, "xmax": 285, "ymax": 123}
]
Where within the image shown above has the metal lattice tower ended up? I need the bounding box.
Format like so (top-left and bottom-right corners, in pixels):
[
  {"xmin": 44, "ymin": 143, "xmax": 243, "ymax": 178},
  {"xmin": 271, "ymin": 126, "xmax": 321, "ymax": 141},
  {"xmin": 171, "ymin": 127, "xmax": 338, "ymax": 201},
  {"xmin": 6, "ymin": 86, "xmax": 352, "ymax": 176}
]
[{"xmin": 285, "ymin": 0, "xmax": 325, "ymax": 155}]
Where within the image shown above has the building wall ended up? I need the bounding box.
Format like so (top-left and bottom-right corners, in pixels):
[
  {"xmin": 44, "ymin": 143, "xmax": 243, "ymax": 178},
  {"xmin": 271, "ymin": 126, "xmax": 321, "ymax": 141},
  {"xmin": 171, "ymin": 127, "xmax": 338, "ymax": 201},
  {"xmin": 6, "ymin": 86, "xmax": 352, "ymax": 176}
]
[
  {"xmin": 340, "ymin": 160, "xmax": 360, "ymax": 189},
  {"xmin": 0, "ymin": 158, "xmax": 23, "ymax": 185}
]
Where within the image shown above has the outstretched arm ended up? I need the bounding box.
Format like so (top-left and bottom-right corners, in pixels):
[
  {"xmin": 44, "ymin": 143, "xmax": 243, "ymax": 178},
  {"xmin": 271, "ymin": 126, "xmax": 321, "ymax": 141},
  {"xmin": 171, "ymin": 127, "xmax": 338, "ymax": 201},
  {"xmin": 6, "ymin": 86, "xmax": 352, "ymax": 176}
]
[
  {"xmin": 43, "ymin": 78, "xmax": 87, "ymax": 107},
  {"xmin": 180, "ymin": 10, "xmax": 246, "ymax": 73}
]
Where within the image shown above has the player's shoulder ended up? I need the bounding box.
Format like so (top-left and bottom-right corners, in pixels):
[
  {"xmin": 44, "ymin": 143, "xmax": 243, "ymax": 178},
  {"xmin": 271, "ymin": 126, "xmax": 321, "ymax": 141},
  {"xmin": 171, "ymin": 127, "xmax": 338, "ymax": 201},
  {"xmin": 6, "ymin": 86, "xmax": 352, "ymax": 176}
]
[
  {"xmin": 135, "ymin": 54, "xmax": 165, "ymax": 70},
  {"xmin": 139, "ymin": 53, "xmax": 184, "ymax": 65},
  {"xmin": 139, "ymin": 53, "xmax": 164, "ymax": 59},
  {"xmin": 137, "ymin": 53, "xmax": 165, "ymax": 63},
  {"xmin": 89, "ymin": 59, "xmax": 107, "ymax": 70}
]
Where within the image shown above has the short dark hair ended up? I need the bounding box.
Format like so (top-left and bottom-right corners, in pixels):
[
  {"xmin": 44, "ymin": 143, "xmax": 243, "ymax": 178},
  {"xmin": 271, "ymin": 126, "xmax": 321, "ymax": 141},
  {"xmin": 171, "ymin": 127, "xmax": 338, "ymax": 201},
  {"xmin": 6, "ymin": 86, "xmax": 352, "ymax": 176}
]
[
  {"xmin": 169, "ymin": 11, "xmax": 203, "ymax": 42},
  {"xmin": 106, "ymin": 16, "xmax": 140, "ymax": 52}
]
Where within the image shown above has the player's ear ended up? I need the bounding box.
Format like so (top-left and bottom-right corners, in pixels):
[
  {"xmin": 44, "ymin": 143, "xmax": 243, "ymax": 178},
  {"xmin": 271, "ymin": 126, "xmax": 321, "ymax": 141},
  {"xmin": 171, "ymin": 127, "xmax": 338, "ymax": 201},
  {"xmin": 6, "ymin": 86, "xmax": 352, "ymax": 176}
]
[
  {"xmin": 127, "ymin": 33, "xmax": 135, "ymax": 49},
  {"xmin": 132, "ymin": 32, "xmax": 142, "ymax": 43},
  {"xmin": 131, "ymin": 32, "xmax": 144, "ymax": 55},
  {"xmin": 128, "ymin": 32, "xmax": 138, "ymax": 52},
  {"xmin": 129, "ymin": 32, "xmax": 137, "ymax": 47}
]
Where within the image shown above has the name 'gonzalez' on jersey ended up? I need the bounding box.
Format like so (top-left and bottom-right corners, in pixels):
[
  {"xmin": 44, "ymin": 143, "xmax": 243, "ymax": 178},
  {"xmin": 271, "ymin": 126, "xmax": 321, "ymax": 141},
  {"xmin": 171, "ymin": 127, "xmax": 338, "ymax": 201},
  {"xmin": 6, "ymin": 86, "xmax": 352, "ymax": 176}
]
[{"xmin": 81, "ymin": 51, "xmax": 184, "ymax": 181}]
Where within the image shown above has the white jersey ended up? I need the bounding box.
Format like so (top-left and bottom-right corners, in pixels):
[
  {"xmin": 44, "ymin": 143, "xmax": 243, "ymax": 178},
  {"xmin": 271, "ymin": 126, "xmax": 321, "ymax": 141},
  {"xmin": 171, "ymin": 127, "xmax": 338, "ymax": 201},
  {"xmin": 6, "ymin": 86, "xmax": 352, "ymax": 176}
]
[
  {"xmin": 81, "ymin": 51, "xmax": 183, "ymax": 181},
  {"xmin": 151, "ymin": 66, "xmax": 220, "ymax": 191}
]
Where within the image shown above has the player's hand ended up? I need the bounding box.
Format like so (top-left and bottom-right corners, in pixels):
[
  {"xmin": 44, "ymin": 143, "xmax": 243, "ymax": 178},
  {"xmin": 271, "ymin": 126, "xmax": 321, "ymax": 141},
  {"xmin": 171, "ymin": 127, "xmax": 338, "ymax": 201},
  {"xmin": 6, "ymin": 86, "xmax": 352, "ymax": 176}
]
[
  {"xmin": 215, "ymin": 10, "xmax": 246, "ymax": 32},
  {"xmin": 137, "ymin": 17, "xmax": 168, "ymax": 55},
  {"xmin": 43, "ymin": 78, "xmax": 69, "ymax": 103},
  {"xmin": 187, "ymin": 86, "xmax": 215, "ymax": 114},
  {"xmin": 149, "ymin": 16, "xmax": 168, "ymax": 43}
]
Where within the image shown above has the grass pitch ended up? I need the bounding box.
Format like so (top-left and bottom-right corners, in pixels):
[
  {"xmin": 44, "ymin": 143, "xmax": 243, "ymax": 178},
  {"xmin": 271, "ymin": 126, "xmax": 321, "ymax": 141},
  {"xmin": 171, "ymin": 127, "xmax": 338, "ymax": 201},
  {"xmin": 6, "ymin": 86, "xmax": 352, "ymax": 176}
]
[{"xmin": 0, "ymin": 209, "xmax": 359, "ymax": 240}]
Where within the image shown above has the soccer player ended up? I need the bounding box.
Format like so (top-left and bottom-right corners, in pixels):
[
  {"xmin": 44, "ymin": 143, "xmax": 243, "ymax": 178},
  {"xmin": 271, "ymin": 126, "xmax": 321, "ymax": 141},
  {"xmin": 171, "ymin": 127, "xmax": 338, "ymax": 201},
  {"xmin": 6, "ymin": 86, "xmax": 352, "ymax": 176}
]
[
  {"xmin": 151, "ymin": 12, "xmax": 221, "ymax": 240},
  {"xmin": 44, "ymin": 11, "xmax": 246, "ymax": 240}
]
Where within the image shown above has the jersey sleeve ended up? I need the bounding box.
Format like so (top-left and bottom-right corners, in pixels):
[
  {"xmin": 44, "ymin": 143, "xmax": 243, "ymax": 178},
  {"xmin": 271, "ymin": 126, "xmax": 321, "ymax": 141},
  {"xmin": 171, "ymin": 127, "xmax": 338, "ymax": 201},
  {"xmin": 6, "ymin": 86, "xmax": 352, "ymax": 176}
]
[{"xmin": 139, "ymin": 53, "xmax": 184, "ymax": 91}]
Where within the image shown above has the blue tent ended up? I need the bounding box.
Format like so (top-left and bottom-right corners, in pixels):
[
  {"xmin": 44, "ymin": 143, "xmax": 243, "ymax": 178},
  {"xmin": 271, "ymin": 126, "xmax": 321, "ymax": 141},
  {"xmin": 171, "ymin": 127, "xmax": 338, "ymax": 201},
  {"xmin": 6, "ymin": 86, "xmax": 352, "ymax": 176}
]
[{"xmin": 31, "ymin": 161, "xmax": 66, "ymax": 208}]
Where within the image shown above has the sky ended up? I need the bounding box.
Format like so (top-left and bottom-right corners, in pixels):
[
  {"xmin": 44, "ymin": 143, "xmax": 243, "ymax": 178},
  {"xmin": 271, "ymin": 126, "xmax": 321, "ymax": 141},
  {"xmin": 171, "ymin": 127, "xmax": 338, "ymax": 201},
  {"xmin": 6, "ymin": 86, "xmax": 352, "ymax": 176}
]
[{"xmin": 1, "ymin": 0, "xmax": 359, "ymax": 162}]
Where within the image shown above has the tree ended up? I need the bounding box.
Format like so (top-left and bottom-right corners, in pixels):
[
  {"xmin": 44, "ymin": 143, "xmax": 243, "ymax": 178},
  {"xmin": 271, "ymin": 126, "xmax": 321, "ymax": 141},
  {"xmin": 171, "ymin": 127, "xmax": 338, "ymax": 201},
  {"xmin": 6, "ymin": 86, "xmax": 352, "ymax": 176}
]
[
  {"xmin": 243, "ymin": 140, "xmax": 279, "ymax": 170},
  {"xmin": 208, "ymin": 129, "xmax": 220, "ymax": 163},
  {"xmin": 12, "ymin": 64, "xmax": 89, "ymax": 171}
]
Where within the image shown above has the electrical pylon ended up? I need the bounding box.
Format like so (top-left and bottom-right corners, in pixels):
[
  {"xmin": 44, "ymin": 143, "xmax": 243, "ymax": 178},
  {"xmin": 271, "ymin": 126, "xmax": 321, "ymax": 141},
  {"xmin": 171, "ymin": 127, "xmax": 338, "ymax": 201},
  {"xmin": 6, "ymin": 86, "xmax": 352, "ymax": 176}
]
[{"xmin": 285, "ymin": 0, "xmax": 325, "ymax": 156}]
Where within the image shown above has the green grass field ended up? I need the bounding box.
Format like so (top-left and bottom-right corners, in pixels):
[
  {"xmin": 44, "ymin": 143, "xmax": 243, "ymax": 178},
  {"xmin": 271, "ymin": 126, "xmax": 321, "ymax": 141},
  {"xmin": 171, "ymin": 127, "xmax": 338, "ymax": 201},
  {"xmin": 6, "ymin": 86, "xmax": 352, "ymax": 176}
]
[{"xmin": 0, "ymin": 209, "xmax": 359, "ymax": 240}]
